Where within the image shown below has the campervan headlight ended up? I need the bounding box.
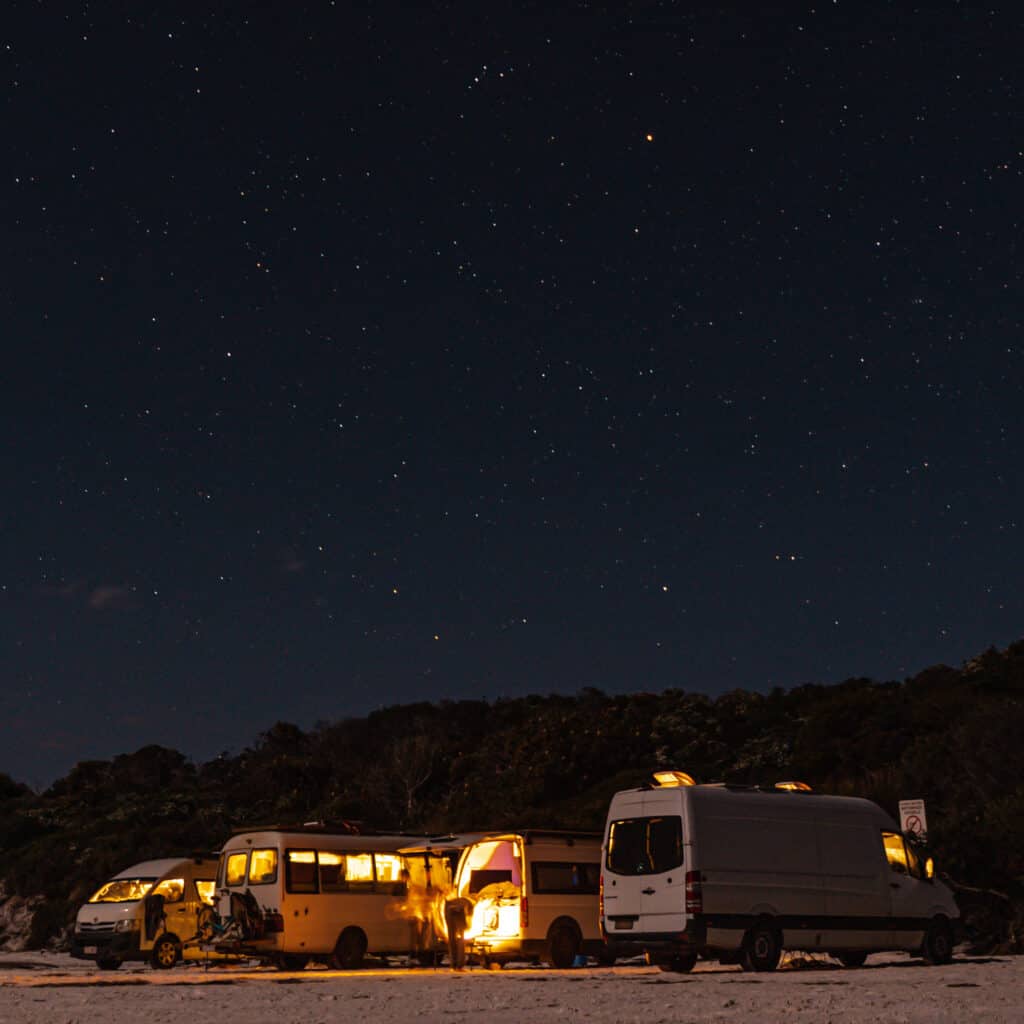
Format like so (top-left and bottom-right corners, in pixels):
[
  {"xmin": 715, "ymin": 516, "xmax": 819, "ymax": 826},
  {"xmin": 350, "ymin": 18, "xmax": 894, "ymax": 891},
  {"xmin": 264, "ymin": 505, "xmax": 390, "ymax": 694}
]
[{"xmin": 113, "ymin": 919, "xmax": 139, "ymax": 933}]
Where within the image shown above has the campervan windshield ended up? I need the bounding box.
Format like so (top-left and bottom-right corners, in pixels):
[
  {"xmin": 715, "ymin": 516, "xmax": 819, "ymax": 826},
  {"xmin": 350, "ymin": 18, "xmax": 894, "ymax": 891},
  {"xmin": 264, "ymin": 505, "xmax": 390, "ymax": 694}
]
[{"xmin": 88, "ymin": 878, "xmax": 156, "ymax": 903}]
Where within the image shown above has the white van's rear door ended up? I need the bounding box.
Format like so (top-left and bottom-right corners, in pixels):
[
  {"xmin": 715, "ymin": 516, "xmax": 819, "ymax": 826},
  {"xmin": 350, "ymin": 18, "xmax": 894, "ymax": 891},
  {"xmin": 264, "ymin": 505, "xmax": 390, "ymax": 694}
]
[{"xmin": 604, "ymin": 796, "xmax": 686, "ymax": 936}]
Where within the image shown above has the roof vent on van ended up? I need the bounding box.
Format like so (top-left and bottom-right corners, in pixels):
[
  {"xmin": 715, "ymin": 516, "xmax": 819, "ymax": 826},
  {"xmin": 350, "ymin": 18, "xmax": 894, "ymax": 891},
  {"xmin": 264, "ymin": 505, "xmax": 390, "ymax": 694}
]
[
  {"xmin": 652, "ymin": 770, "xmax": 696, "ymax": 788},
  {"xmin": 774, "ymin": 781, "xmax": 812, "ymax": 792}
]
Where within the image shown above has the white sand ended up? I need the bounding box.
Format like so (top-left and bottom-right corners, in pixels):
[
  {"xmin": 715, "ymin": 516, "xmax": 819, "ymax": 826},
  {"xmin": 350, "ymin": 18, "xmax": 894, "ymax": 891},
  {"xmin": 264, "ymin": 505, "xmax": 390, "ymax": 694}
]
[{"xmin": 0, "ymin": 952, "xmax": 1019, "ymax": 1023}]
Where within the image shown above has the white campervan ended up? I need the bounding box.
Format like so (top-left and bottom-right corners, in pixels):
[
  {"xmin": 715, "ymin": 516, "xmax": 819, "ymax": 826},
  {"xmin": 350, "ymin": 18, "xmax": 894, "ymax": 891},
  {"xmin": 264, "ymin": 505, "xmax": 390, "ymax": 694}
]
[
  {"xmin": 212, "ymin": 827, "xmax": 419, "ymax": 969},
  {"xmin": 449, "ymin": 830, "xmax": 607, "ymax": 968},
  {"xmin": 601, "ymin": 772, "xmax": 959, "ymax": 972},
  {"xmin": 71, "ymin": 857, "xmax": 219, "ymax": 969}
]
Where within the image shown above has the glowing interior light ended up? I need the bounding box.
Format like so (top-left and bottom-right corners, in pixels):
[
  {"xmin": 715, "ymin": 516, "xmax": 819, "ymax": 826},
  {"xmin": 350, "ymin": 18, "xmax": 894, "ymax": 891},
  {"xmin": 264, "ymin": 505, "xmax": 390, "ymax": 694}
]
[{"xmin": 652, "ymin": 770, "xmax": 696, "ymax": 787}]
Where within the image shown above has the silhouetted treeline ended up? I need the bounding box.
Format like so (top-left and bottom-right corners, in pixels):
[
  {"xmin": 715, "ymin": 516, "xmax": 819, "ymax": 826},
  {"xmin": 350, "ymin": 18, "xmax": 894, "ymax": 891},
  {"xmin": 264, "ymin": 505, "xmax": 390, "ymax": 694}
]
[{"xmin": 2, "ymin": 641, "xmax": 1023, "ymax": 951}]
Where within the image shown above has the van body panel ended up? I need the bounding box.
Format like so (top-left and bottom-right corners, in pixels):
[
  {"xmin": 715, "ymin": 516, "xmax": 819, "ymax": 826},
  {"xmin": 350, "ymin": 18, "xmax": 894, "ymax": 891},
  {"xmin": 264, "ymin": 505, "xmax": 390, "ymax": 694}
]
[
  {"xmin": 451, "ymin": 831, "xmax": 603, "ymax": 964},
  {"xmin": 213, "ymin": 830, "xmax": 416, "ymax": 962},
  {"xmin": 71, "ymin": 857, "xmax": 219, "ymax": 967},
  {"xmin": 602, "ymin": 780, "xmax": 959, "ymax": 964}
]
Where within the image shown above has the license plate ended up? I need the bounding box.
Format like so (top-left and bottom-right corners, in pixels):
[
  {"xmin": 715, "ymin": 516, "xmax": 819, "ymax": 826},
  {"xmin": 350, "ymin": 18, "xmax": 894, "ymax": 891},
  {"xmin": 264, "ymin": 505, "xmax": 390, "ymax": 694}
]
[
  {"xmin": 613, "ymin": 920, "xmax": 634, "ymax": 930},
  {"xmin": 84, "ymin": 946, "xmax": 97, "ymax": 955}
]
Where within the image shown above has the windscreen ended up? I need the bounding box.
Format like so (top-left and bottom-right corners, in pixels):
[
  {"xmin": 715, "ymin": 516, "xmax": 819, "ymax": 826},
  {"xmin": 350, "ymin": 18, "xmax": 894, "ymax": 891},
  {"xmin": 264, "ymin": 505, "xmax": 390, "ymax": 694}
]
[
  {"xmin": 607, "ymin": 816, "xmax": 683, "ymax": 875},
  {"xmin": 88, "ymin": 878, "xmax": 156, "ymax": 903}
]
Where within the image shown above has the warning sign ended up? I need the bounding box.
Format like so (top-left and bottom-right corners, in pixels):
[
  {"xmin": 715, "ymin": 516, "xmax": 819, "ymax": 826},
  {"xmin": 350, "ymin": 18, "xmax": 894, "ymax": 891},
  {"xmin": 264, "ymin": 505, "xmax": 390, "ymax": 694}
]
[{"xmin": 899, "ymin": 799, "xmax": 928, "ymax": 838}]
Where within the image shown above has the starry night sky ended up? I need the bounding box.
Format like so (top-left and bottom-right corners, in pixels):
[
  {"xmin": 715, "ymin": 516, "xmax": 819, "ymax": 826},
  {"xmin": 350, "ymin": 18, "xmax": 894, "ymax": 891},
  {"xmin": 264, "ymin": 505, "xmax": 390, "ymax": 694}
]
[{"xmin": 4, "ymin": 3, "xmax": 1022, "ymax": 786}]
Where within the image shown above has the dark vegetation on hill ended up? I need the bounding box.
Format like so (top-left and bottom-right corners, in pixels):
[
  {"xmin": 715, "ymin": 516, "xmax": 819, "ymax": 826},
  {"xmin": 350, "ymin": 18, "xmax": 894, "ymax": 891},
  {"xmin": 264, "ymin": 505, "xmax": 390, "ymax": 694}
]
[{"xmin": 2, "ymin": 642, "xmax": 1023, "ymax": 952}]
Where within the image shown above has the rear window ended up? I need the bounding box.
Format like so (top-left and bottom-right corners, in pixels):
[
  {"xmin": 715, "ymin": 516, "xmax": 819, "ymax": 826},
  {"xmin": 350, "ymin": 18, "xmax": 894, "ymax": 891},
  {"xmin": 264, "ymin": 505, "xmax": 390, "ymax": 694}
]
[
  {"xmin": 225, "ymin": 852, "xmax": 248, "ymax": 887},
  {"xmin": 249, "ymin": 848, "xmax": 278, "ymax": 885},
  {"xmin": 607, "ymin": 816, "xmax": 683, "ymax": 875},
  {"xmin": 532, "ymin": 861, "xmax": 600, "ymax": 894}
]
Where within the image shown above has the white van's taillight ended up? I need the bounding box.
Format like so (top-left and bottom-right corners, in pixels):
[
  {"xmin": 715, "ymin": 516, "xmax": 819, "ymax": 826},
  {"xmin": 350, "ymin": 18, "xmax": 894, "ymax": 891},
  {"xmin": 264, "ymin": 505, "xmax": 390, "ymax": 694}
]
[
  {"xmin": 520, "ymin": 896, "xmax": 529, "ymax": 929},
  {"xmin": 684, "ymin": 871, "xmax": 703, "ymax": 914},
  {"xmin": 599, "ymin": 875, "xmax": 604, "ymax": 918}
]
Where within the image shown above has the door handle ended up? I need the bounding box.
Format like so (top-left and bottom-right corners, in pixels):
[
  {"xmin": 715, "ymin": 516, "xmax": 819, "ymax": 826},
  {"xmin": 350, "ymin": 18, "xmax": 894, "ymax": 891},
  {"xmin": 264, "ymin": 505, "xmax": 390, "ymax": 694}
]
[{"xmin": 642, "ymin": 887, "xmax": 656, "ymax": 895}]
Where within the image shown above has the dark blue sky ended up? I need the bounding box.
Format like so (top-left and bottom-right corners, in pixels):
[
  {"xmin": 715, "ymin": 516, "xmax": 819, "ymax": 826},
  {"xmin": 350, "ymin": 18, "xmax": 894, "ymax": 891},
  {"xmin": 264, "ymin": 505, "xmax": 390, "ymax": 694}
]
[{"xmin": 4, "ymin": 3, "xmax": 1022, "ymax": 786}]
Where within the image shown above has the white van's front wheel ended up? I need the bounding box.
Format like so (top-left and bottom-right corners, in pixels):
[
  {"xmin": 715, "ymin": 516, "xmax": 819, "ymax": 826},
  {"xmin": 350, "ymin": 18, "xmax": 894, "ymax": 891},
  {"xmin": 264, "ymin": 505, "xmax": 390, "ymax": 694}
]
[
  {"xmin": 921, "ymin": 918, "xmax": 954, "ymax": 965},
  {"xmin": 741, "ymin": 921, "xmax": 782, "ymax": 972}
]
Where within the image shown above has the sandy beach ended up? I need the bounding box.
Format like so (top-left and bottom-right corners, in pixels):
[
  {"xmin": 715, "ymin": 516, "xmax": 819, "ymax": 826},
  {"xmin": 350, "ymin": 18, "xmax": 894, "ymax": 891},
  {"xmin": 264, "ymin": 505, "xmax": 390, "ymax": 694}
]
[{"xmin": 0, "ymin": 952, "xmax": 1019, "ymax": 1023}]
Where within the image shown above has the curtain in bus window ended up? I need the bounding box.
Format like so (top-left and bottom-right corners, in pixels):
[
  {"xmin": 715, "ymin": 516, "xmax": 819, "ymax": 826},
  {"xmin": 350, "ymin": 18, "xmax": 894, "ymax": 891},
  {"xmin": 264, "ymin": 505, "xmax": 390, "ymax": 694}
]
[
  {"xmin": 286, "ymin": 850, "xmax": 318, "ymax": 893},
  {"xmin": 319, "ymin": 851, "xmax": 344, "ymax": 891}
]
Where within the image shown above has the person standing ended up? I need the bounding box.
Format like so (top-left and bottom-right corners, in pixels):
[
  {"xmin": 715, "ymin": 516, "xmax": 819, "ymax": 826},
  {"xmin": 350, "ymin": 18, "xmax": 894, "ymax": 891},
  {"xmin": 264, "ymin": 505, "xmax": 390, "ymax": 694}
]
[{"xmin": 444, "ymin": 895, "xmax": 474, "ymax": 971}]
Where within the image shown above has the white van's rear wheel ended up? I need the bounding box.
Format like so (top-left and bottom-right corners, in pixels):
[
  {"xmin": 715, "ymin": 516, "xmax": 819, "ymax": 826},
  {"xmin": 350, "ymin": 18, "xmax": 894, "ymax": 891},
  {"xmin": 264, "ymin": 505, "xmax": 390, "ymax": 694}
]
[
  {"xmin": 330, "ymin": 928, "xmax": 367, "ymax": 970},
  {"xmin": 545, "ymin": 924, "xmax": 581, "ymax": 969},
  {"xmin": 741, "ymin": 921, "xmax": 782, "ymax": 972}
]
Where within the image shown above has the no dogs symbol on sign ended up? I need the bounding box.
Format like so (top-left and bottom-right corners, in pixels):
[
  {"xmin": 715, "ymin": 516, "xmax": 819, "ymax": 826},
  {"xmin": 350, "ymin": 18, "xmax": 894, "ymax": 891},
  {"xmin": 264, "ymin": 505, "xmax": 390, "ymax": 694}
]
[{"xmin": 899, "ymin": 799, "xmax": 928, "ymax": 838}]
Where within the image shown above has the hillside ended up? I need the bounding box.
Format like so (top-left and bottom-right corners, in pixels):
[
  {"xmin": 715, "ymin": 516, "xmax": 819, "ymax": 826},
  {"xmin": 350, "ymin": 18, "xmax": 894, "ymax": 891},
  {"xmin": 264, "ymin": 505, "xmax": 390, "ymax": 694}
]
[{"xmin": 2, "ymin": 641, "xmax": 1023, "ymax": 952}]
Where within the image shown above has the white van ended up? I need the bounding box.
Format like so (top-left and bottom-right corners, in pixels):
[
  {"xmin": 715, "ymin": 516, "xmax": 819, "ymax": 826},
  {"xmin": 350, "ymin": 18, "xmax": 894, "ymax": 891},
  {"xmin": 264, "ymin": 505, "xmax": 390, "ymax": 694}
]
[
  {"xmin": 71, "ymin": 857, "xmax": 219, "ymax": 970},
  {"xmin": 601, "ymin": 773, "xmax": 959, "ymax": 971},
  {"xmin": 449, "ymin": 830, "xmax": 607, "ymax": 968},
  {"xmin": 212, "ymin": 827, "xmax": 419, "ymax": 969}
]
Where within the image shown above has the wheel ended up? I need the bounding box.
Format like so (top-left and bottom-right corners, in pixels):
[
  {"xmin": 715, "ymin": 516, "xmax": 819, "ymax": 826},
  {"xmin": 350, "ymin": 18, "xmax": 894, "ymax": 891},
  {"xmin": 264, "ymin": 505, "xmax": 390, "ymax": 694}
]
[
  {"xmin": 656, "ymin": 953, "xmax": 697, "ymax": 973},
  {"xmin": 96, "ymin": 958, "xmax": 121, "ymax": 971},
  {"xmin": 276, "ymin": 954, "xmax": 309, "ymax": 971},
  {"xmin": 330, "ymin": 928, "xmax": 367, "ymax": 970},
  {"xmin": 150, "ymin": 935, "xmax": 181, "ymax": 969},
  {"xmin": 921, "ymin": 918, "xmax": 954, "ymax": 965},
  {"xmin": 545, "ymin": 925, "xmax": 581, "ymax": 969},
  {"xmin": 741, "ymin": 921, "xmax": 782, "ymax": 972},
  {"xmin": 838, "ymin": 951, "xmax": 868, "ymax": 968}
]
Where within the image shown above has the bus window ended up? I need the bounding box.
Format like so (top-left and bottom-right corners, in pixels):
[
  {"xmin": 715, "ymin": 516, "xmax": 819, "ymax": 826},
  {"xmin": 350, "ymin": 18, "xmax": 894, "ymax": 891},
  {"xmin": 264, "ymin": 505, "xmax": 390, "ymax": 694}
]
[
  {"xmin": 225, "ymin": 853, "xmax": 248, "ymax": 887},
  {"xmin": 375, "ymin": 853, "xmax": 403, "ymax": 884},
  {"xmin": 196, "ymin": 880, "xmax": 217, "ymax": 905},
  {"xmin": 286, "ymin": 850, "xmax": 318, "ymax": 893},
  {"xmin": 249, "ymin": 848, "xmax": 279, "ymax": 885}
]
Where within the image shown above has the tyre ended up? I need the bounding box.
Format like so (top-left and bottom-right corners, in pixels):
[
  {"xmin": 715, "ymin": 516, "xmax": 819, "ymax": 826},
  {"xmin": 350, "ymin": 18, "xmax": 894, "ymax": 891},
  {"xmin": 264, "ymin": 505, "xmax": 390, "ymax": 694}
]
[
  {"xmin": 330, "ymin": 928, "xmax": 367, "ymax": 970},
  {"xmin": 837, "ymin": 951, "xmax": 868, "ymax": 968},
  {"xmin": 96, "ymin": 958, "xmax": 121, "ymax": 971},
  {"xmin": 656, "ymin": 953, "xmax": 697, "ymax": 973},
  {"xmin": 150, "ymin": 935, "xmax": 181, "ymax": 970},
  {"xmin": 277, "ymin": 954, "xmax": 309, "ymax": 971},
  {"xmin": 545, "ymin": 925, "xmax": 581, "ymax": 969},
  {"xmin": 741, "ymin": 921, "xmax": 782, "ymax": 973},
  {"xmin": 921, "ymin": 918, "xmax": 954, "ymax": 965}
]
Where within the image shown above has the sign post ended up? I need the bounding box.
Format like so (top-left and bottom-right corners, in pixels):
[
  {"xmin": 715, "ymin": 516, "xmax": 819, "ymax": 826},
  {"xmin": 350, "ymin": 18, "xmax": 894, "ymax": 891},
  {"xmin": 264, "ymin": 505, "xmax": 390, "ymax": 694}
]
[{"xmin": 899, "ymin": 798, "xmax": 928, "ymax": 839}]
